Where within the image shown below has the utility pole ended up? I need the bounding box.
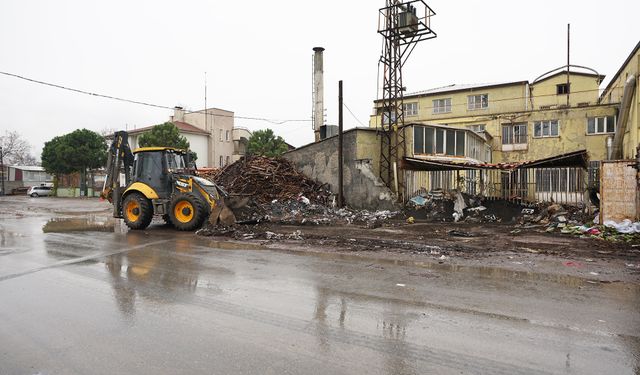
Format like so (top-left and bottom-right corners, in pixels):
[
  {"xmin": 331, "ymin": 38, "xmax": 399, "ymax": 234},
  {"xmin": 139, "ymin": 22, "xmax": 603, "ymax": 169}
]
[
  {"xmin": 377, "ymin": 0, "xmax": 436, "ymax": 201},
  {"xmin": 0, "ymin": 146, "xmax": 4, "ymax": 196},
  {"xmin": 338, "ymin": 81, "xmax": 344, "ymax": 208}
]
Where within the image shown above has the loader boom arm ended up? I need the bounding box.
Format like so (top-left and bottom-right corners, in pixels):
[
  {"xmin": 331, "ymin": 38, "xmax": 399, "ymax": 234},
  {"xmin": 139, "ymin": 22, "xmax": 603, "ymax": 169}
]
[{"xmin": 102, "ymin": 131, "xmax": 134, "ymax": 217}]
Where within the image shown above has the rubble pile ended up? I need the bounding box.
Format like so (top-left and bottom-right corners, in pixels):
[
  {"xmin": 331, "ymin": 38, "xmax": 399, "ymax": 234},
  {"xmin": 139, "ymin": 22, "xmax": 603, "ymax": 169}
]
[
  {"xmin": 196, "ymin": 156, "xmax": 401, "ymax": 238},
  {"xmin": 211, "ymin": 156, "xmax": 332, "ymax": 205}
]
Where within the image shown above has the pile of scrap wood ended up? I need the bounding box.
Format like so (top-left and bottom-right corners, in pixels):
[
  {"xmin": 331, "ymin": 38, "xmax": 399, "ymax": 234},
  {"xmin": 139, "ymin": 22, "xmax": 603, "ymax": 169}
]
[
  {"xmin": 210, "ymin": 156, "xmax": 332, "ymax": 205},
  {"xmin": 196, "ymin": 167, "xmax": 221, "ymax": 180}
]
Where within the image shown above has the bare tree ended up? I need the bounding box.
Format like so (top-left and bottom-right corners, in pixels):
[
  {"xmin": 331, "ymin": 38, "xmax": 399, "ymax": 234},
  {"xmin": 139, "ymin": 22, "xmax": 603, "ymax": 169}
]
[
  {"xmin": 0, "ymin": 131, "xmax": 38, "ymax": 166},
  {"xmin": 99, "ymin": 127, "xmax": 118, "ymax": 137}
]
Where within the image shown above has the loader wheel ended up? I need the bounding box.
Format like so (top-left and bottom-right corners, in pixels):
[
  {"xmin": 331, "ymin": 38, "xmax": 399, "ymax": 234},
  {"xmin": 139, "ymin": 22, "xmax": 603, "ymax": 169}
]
[
  {"xmin": 169, "ymin": 193, "xmax": 207, "ymax": 231},
  {"xmin": 122, "ymin": 192, "xmax": 153, "ymax": 230}
]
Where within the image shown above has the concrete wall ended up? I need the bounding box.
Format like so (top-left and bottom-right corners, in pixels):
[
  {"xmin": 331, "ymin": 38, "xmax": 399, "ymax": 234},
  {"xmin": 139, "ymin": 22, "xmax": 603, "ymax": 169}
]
[
  {"xmin": 56, "ymin": 188, "xmax": 100, "ymax": 198},
  {"xmin": 284, "ymin": 129, "xmax": 397, "ymax": 211}
]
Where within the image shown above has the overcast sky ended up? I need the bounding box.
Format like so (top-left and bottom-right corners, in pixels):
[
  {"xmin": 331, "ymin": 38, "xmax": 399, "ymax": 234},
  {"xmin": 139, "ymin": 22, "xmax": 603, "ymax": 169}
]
[{"xmin": 1, "ymin": 0, "xmax": 638, "ymax": 161}]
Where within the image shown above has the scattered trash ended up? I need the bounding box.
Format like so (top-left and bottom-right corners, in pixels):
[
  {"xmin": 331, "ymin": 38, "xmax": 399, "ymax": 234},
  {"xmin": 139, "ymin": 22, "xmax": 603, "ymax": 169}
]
[
  {"xmin": 522, "ymin": 208, "xmax": 535, "ymax": 215},
  {"xmin": 409, "ymin": 196, "xmax": 427, "ymax": 206},
  {"xmin": 452, "ymin": 191, "xmax": 467, "ymax": 222},
  {"xmin": 563, "ymin": 261, "xmax": 584, "ymax": 268},
  {"xmin": 520, "ymin": 248, "xmax": 539, "ymax": 254},
  {"xmin": 298, "ymin": 195, "xmax": 311, "ymax": 205},
  {"xmin": 589, "ymin": 272, "xmax": 600, "ymax": 276},
  {"xmin": 406, "ymin": 216, "xmax": 415, "ymax": 224},
  {"xmin": 604, "ymin": 220, "xmax": 640, "ymax": 234},
  {"xmin": 396, "ymin": 283, "xmax": 406, "ymax": 287},
  {"xmin": 468, "ymin": 206, "xmax": 487, "ymax": 212},
  {"xmin": 287, "ymin": 230, "xmax": 304, "ymax": 241},
  {"xmin": 448, "ymin": 230, "xmax": 475, "ymax": 238}
]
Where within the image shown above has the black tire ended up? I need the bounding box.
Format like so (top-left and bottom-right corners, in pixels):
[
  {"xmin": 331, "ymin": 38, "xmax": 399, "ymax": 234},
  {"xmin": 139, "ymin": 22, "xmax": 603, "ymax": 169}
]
[
  {"xmin": 31, "ymin": 193, "xmax": 38, "ymax": 197},
  {"xmin": 122, "ymin": 192, "xmax": 153, "ymax": 230},
  {"xmin": 169, "ymin": 192, "xmax": 207, "ymax": 231}
]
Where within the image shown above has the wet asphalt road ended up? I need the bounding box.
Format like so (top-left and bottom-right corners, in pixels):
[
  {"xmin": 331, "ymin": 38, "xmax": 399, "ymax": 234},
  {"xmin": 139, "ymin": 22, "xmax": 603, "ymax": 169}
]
[{"xmin": 1, "ymin": 197, "xmax": 639, "ymax": 375}]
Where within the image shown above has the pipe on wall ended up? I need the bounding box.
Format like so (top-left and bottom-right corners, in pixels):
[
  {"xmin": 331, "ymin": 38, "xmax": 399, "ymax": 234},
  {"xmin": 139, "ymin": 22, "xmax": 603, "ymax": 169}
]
[{"xmin": 610, "ymin": 74, "xmax": 637, "ymax": 160}]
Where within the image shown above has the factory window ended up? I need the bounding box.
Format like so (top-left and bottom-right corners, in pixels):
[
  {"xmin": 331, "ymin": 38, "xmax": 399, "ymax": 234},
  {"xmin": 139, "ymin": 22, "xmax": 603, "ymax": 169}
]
[
  {"xmin": 219, "ymin": 129, "xmax": 223, "ymax": 141},
  {"xmin": 381, "ymin": 111, "xmax": 397, "ymax": 125},
  {"xmin": 219, "ymin": 155, "xmax": 223, "ymax": 167},
  {"xmin": 403, "ymin": 102, "xmax": 418, "ymax": 116},
  {"xmin": 587, "ymin": 116, "xmax": 616, "ymax": 135},
  {"xmin": 535, "ymin": 168, "xmax": 581, "ymax": 192},
  {"xmin": 556, "ymin": 83, "xmax": 570, "ymax": 95},
  {"xmin": 433, "ymin": 98, "xmax": 451, "ymax": 114},
  {"xmin": 502, "ymin": 123, "xmax": 527, "ymax": 145},
  {"xmin": 226, "ymin": 156, "xmax": 230, "ymax": 165},
  {"xmin": 413, "ymin": 126, "xmax": 465, "ymax": 156},
  {"xmin": 467, "ymin": 94, "xmax": 488, "ymax": 110},
  {"xmin": 225, "ymin": 130, "xmax": 230, "ymax": 141},
  {"xmin": 425, "ymin": 127, "xmax": 434, "ymax": 154},
  {"xmin": 533, "ymin": 120, "xmax": 559, "ymax": 138}
]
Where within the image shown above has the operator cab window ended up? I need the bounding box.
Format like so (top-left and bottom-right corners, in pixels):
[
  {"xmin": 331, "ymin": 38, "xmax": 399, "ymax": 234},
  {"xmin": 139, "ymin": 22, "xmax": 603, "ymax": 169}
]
[{"xmin": 166, "ymin": 152, "xmax": 186, "ymax": 172}]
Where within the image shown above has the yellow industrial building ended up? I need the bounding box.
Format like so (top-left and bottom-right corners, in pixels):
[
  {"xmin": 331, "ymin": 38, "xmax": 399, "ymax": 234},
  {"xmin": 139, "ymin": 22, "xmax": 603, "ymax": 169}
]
[
  {"xmin": 370, "ymin": 71, "xmax": 619, "ymax": 164},
  {"xmin": 363, "ymin": 41, "xmax": 640, "ymax": 205}
]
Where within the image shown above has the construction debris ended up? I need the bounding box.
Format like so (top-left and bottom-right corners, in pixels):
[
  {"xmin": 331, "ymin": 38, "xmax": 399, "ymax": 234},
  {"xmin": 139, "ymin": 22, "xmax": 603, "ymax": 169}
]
[
  {"xmin": 210, "ymin": 156, "xmax": 332, "ymax": 205},
  {"xmin": 196, "ymin": 156, "xmax": 401, "ymax": 237}
]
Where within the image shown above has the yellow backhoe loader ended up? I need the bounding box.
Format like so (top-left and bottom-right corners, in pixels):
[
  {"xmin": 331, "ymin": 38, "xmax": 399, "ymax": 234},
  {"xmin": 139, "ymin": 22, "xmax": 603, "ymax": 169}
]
[{"xmin": 101, "ymin": 131, "xmax": 236, "ymax": 231}]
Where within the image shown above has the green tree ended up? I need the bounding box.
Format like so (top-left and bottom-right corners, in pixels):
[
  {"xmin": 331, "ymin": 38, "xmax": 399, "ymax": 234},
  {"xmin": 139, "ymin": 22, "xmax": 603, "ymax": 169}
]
[
  {"xmin": 138, "ymin": 122, "xmax": 196, "ymax": 160},
  {"xmin": 42, "ymin": 129, "xmax": 107, "ymax": 174},
  {"xmin": 247, "ymin": 129, "xmax": 288, "ymax": 157},
  {"xmin": 138, "ymin": 122, "xmax": 188, "ymax": 148},
  {"xmin": 42, "ymin": 129, "xmax": 107, "ymax": 195}
]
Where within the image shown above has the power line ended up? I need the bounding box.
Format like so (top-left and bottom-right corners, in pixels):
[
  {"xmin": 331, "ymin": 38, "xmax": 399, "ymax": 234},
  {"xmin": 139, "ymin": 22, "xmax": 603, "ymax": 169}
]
[
  {"xmin": 343, "ymin": 101, "xmax": 367, "ymax": 127},
  {"xmin": 0, "ymin": 70, "xmax": 312, "ymax": 125}
]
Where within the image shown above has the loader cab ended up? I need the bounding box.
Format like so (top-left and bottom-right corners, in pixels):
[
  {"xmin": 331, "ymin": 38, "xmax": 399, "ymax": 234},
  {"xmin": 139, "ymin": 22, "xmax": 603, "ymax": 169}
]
[{"xmin": 132, "ymin": 147, "xmax": 188, "ymax": 196}]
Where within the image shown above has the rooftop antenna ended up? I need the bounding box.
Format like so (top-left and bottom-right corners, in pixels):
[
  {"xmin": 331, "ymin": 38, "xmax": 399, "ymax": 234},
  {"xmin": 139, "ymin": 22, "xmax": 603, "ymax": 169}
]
[
  {"xmin": 204, "ymin": 72, "xmax": 208, "ymax": 130},
  {"xmin": 566, "ymin": 24, "xmax": 570, "ymax": 107}
]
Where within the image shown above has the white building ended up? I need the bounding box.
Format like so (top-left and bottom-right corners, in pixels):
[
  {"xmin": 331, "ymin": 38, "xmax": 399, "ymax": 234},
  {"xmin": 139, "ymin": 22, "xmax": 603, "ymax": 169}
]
[{"xmin": 127, "ymin": 107, "xmax": 250, "ymax": 168}]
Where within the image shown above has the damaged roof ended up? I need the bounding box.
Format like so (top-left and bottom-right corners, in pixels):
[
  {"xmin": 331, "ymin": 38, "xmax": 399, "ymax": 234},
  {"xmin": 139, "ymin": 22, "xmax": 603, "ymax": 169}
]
[{"xmin": 404, "ymin": 150, "xmax": 588, "ymax": 172}]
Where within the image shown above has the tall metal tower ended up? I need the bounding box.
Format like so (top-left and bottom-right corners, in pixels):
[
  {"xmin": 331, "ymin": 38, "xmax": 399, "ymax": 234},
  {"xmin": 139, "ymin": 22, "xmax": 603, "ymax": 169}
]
[{"xmin": 377, "ymin": 0, "xmax": 436, "ymax": 199}]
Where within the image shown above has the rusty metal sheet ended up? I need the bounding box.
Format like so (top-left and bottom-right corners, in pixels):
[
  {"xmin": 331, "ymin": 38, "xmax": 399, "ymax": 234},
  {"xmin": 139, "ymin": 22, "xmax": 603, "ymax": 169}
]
[{"xmin": 600, "ymin": 160, "xmax": 639, "ymax": 222}]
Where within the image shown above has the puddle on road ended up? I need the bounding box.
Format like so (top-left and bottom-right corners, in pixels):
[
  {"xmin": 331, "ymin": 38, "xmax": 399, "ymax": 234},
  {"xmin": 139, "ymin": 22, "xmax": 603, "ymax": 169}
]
[
  {"xmin": 272, "ymin": 248, "xmax": 640, "ymax": 294},
  {"xmin": 43, "ymin": 217, "xmax": 116, "ymax": 233},
  {"xmin": 202, "ymin": 240, "xmax": 266, "ymax": 251}
]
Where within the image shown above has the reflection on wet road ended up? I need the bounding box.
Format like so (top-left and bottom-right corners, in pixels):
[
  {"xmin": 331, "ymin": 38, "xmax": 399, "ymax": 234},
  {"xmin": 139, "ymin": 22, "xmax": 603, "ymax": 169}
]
[{"xmin": 0, "ymin": 199, "xmax": 639, "ymax": 374}]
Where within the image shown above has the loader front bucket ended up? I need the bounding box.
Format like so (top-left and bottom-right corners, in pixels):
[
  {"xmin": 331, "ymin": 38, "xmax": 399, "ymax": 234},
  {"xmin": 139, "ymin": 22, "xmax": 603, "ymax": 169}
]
[{"xmin": 208, "ymin": 196, "xmax": 248, "ymax": 227}]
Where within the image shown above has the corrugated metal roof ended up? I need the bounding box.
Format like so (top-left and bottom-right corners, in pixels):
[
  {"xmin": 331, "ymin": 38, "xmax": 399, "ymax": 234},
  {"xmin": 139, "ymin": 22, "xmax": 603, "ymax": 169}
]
[
  {"xmin": 9, "ymin": 166, "xmax": 46, "ymax": 172},
  {"xmin": 406, "ymin": 81, "xmax": 527, "ymax": 97},
  {"xmin": 404, "ymin": 150, "xmax": 588, "ymax": 171}
]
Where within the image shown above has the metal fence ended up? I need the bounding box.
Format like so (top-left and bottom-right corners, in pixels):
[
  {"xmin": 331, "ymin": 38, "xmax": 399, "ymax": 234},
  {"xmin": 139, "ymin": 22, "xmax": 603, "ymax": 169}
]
[{"xmin": 405, "ymin": 167, "xmax": 588, "ymax": 205}]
